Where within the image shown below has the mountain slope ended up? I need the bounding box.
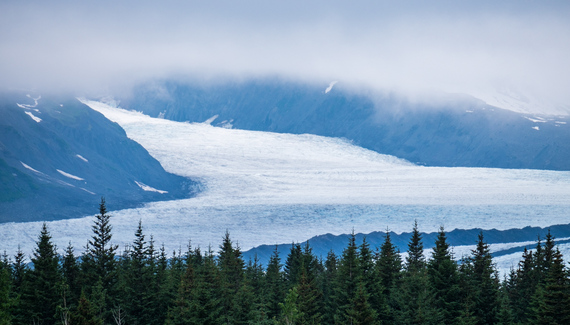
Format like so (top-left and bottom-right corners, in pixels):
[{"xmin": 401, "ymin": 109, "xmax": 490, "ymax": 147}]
[
  {"xmin": 120, "ymin": 79, "xmax": 570, "ymax": 170},
  {"xmin": 0, "ymin": 91, "xmax": 196, "ymax": 222}
]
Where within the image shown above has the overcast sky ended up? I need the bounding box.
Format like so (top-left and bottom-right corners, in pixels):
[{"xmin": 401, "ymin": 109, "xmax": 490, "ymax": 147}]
[{"xmin": 1, "ymin": 0, "xmax": 569, "ymax": 106}]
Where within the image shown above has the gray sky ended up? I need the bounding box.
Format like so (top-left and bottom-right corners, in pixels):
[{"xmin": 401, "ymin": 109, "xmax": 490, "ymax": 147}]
[{"xmin": 1, "ymin": 0, "xmax": 569, "ymax": 107}]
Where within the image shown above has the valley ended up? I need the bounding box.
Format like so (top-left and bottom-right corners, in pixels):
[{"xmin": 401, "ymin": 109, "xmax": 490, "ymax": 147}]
[{"xmin": 1, "ymin": 99, "xmax": 568, "ymax": 275}]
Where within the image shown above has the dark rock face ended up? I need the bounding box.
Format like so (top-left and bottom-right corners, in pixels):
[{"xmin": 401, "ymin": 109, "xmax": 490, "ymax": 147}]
[
  {"xmin": 122, "ymin": 79, "xmax": 570, "ymax": 170},
  {"xmin": 0, "ymin": 91, "xmax": 197, "ymax": 223}
]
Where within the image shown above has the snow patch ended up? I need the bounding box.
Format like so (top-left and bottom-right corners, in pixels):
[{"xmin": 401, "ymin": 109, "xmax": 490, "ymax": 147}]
[
  {"xmin": 204, "ymin": 115, "xmax": 219, "ymax": 125},
  {"xmin": 135, "ymin": 181, "xmax": 168, "ymax": 194},
  {"xmin": 325, "ymin": 81, "xmax": 338, "ymax": 94},
  {"xmin": 524, "ymin": 116, "xmax": 546, "ymax": 123},
  {"xmin": 555, "ymin": 121, "xmax": 567, "ymax": 125},
  {"xmin": 219, "ymin": 119, "xmax": 234, "ymax": 129},
  {"xmin": 80, "ymin": 188, "xmax": 96, "ymax": 195},
  {"xmin": 57, "ymin": 169, "xmax": 84, "ymax": 181},
  {"xmin": 532, "ymin": 126, "xmax": 540, "ymax": 131},
  {"xmin": 17, "ymin": 95, "xmax": 41, "ymax": 109},
  {"xmin": 21, "ymin": 162, "xmax": 42, "ymax": 174},
  {"xmin": 24, "ymin": 111, "xmax": 42, "ymax": 123},
  {"xmin": 76, "ymin": 154, "xmax": 88, "ymax": 162}
]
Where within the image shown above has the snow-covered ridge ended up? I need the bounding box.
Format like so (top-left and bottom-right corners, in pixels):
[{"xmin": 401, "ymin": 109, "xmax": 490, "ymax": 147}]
[{"xmin": 472, "ymin": 89, "xmax": 570, "ymax": 116}]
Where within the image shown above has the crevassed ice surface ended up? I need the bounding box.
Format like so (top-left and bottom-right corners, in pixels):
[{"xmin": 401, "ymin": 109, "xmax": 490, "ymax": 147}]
[{"xmin": 1, "ymin": 100, "xmax": 569, "ymax": 268}]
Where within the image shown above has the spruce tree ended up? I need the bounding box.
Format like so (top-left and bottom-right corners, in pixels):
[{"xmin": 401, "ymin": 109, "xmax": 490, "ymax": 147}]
[
  {"xmin": 0, "ymin": 267, "xmax": 12, "ymax": 325},
  {"xmin": 358, "ymin": 237, "xmax": 385, "ymax": 318},
  {"xmin": 11, "ymin": 246, "xmax": 26, "ymax": 294},
  {"xmin": 375, "ymin": 229, "xmax": 402, "ymax": 323},
  {"xmin": 123, "ymin": 220, "xmax": 154, "ymax": 325},
  {"xmin": 19, "ymin": 223, "xmax": 62, "ymax": 325},
  {"xmin": 265, "ymin": 246, "xmax": 285, "ymax": 320},
  {"xmin": 284, "ymin": 243, "xmax": 303, "ymax": 288},
  {"xmin": 333, "ymin": 231, "xmax": 360, "ymax": 324},
  {"xmin": 427, "ymin": 226, "xmax": 461, "ymax": 325},
  {"xmin": 346, "ymin": 282, "xmax": 378, "ymax": 325},
  {"xmin": 393, "ymin": 222, "xmax": 441, "ymax": 325},
  {"xmin": 296, "ymin": 266, "xmax": 323, "ymax": 324},
  {"xmin": 245, "ymin": 255, "xmax": 268, "ymax": 323},
  {"xmin": 279, "ymin": 286, "xmax": 303, "ymax": 325},
  {"xmin": 322, "ymin": 250, "xmax": 338, "ymax": 325},
  {"xmin": 70, "ymin": 291, "xmax": 103, "ymax": 325},
  {"xmin": 165, "ymin": 261, "xmax": 196, "ymax": 324},
  {"xmin": 83, "ymin": 197, "xmax": 118, "ymax": 321},
  {"xmin": 406, "ymin": 221, "xmax": 425, "ymax": 272},
  {"xmin": 534, "ymin": 248, "xmax": 570, "ymax": 324},
  {"xmin": 465, "ymin": 232, "xmax": 501, "ymax": 325},
  {"xmin": 217, "ymin": 231, "xmax": 245, "ymax": 324},
  {"xmin": 62, "ymin": 242, "xmax": 81, "ymax": 308}
]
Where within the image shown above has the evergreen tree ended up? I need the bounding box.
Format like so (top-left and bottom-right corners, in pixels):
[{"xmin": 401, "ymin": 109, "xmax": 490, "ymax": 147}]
[
  {"xmin": 217, "ymin": 231, "xmax": 245, "ymax": 324},
  {"xmin": 333, "ymin": 232, "xmax": 360, "ymax": 324},
  {"xmin": 296, "ymin": 266, "xmax": 323, "ymax": 324},
  {"xmin": 9, "ymin": 246, "xmax": 26, "ymax": 325},
  {"xmin": 265, "ymin": 246, "xmax": 286, "ymax": 320},
  {"xmin": 245, "ymin": 255, "xmax": 269, "ymax": 322},
  {"xmin": 279, "ymin": 286, "xmax": 303, "ymax": 325},
  {"xmin": 358, "ymin": 237, "xmax": 385, "ymax": 318},
  {"xmin": 19, "ymin": 223, "xmax": 62, "ymax": 325},
  {"xmin": 284, "ymin": 243, "xmax": 303, "ymax": 288},
  {"xmin": 393, "ymin": 223, "xmax": 441, "ymax": 325},
  {"xmin": 321, "ymin": 250, "xmax": 338, "ymax": 325},
  {"xmin": 0, "ymin": 267, "xmax": 12, "ymax": 325},
  {"xmin": 123, "ymin": 220, "xmax": 154, "ymax": 325},
  {"xmin": 165, "ymin": 261, "xmax": 196, "ymax": 324},
  {"xmin": 427, "ymin": 226, "xmax": 461, "ymax": 325},
  {"xmin": 461, "ymin": 232, "xmax": 500, "ymax": 325},
  {"xmin": 11, "ymin": 246, "xmax": 26, "ymax": 294},
  {"xmin": 62, "ymin": 242, "xmax": 81, "ymax": 308},
  {"xmin": 510, "ymin": 247, "xmax": 535, "ymax": 323},
  {"xmin": 83, "ymin": 197, "xmax": 118, "ymax": 323},
  {"xmin": 534, "ymin": 248, "xmax": 570, "ymax": 324},
  {"xmin": 405, "ymin": 221, "xmax": 425, "ymax": 272},
  {"xmin": 375, "ymin": 229, "xmax": 402, "ymax": 322},
  {"xmin": 70, "ymin": 291, "xmax": 103, "ymax": 325},
  {"xmin": 346, "ymin": 282, "xmax": 378, "ymax": 325}
]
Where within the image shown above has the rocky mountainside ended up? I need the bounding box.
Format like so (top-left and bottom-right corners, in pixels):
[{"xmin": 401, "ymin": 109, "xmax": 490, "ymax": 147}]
[{"xmin": 0, "ymin": 91, "xmax": 196, "ymax": 223}]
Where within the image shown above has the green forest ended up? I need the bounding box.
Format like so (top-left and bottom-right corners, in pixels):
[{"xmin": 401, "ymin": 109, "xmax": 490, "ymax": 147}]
[{"xmin": 1, "ymin": 199, "xmax": 569, "ymax": 325}]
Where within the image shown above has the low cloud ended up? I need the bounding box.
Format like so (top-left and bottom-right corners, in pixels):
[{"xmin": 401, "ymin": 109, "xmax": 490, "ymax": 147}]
[{"xmin": 1, "ymin": 0, "xmax": 569, "ymax": 110}]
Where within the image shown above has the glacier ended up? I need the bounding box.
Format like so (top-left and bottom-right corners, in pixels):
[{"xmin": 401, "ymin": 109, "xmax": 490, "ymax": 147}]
[{"xmin": 1, "ymin": 99, "xmax": 569, "ymax": 275}]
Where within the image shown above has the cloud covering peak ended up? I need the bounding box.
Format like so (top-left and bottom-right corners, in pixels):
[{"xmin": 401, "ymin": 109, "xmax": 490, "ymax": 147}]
[{"xmin": 1, "ymin": 0, "xmax": 569, "ymax": 112}]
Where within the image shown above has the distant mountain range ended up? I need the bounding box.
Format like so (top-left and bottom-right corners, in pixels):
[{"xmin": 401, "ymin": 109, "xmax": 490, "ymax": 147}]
[
  {"xmin": 243, "ymin": 224, "xmax": 570, "ymax": 268},
  {"xmin": 0, "ymin": 91, "xmax": 197, "ymax": 223},
  {"xmin": 120, "ymin": 79, "xmax": 570, "ymax": 170}
]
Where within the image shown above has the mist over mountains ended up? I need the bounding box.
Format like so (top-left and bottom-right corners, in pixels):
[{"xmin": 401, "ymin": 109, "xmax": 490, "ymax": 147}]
[{"xmin": 121, "ymin": 79, "xmax": 570, "ymax": 171}]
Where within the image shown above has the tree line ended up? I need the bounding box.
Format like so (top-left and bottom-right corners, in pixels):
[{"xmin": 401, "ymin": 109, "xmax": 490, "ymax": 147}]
[{"xmin": 1, "ymin": 198, "xmax": 569, "ymax": 325}]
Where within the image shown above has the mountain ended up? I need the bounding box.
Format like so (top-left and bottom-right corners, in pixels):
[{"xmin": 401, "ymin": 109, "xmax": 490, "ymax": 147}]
[
  {"xmin": 0, "ymin": 91, "xmax": 197, "ymax": 223},
  {"xmin": 120, "ymin": 79, "xmax": 570, "ymax": 170},
  {"xmin": 243, "ymin": 224, "xmax": 570, "ymax": 269}
]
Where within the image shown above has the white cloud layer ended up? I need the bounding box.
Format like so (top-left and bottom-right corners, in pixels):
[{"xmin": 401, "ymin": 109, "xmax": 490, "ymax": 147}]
[{"xmin": 1, "ymin": 0, "xmax": 569, "ymax": 110}]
